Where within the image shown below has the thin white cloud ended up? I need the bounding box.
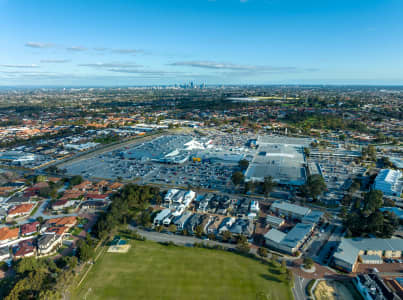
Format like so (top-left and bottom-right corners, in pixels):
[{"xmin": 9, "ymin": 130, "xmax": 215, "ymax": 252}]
[
  {"xmin": 25, "ymin": 42, "xmax": 54, "ymax": 48},
  {"xmin": 66, "ymin": 46, "xmax": 87, "ymax": 52},
  {"xmin": 169, "ymin": 60, "xmax": 317, "ymax": 73},
  {"xmin": 0, "ymin": 64, "xmax": 40, "ymax": 68},
  {"xmin": 112, "ymin": 49, "xmax": 145, "ymax": 54},
  {"xmin": 78, "ymin": 62, "xmax": 142, "ymax": 68},
  {"xmin": 40, "ymin": 59, "xmax": 71, "ymax": 63}
]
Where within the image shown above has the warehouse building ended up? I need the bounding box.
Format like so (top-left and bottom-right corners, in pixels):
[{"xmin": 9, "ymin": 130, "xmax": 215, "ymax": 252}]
[
  {"xmin": 270, "ymin": 201, "xmax": 311, "ymax": 221},
  {"xmin": 265, "ymin": 215, "xmax": 285, "ymax": 229},
  {"xmin": 374, "ymin": 169, "xmax": 403, "ymax": 197},
  {"xmin": 264, "ymin": 223, "xmax": 314, "ymax": 254},
  {"xmin": 333, "ymin": 238, "xmax": 403, "ymax": 272},
  {"xmin": 244, "ymin": 143, "xmax": 307, "ymax": 185}
]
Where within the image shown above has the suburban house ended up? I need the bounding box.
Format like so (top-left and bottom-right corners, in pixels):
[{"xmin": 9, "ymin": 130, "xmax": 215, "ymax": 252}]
[
  {"xmin": 185, "ymin": 213, "xmax": 203, "ymax": 234},
  {"xmin": 199, "ymin": 215, "xmax": 214, "ymax": 234},
  {"xmin": 172, "ymin": 211, "xmax": 193, "ymax": 231},
  {"xmin": 229, "ymin": 218, "xmax": 254, "ymax": 238},
  {"xmin": 14, "ymin": 239, "xmax": 36, "ymax": 258},
  {"xmin": 0, "ymin": 227, "xmax": 19, "ymax": 245},
  {"xmin": 7, "ymin": 203, "xmax": 35, "ymax": 219},
  {"xmin": 218, "ymin": 217, "xmax": 236, "ymax": 235},
  {"xmin": 52, "ymin": 199, "xmax": 74, "ymax": 211},
  {"xmin": 153, "ymin": 209, "xmax": 171, "ymax": 227},
  {"xmin": 20, "ymin": 221, "xmax": 40, "ymax": 236},
  {"xmin": 85, "ymin": 193, "xmax": 109, "ymax": 201},
  {"xmin": 45, "ymin": 226, "xmax": 69, "ymax": 236},
  {"xmin": 45, "ymin": 216, "xmax": 77, "ymax": 228},
  {"xmin": 108, "ymin": 182, "xmax": 124, "ymax": 191},
  {"xmin": 206, "ymin": 216, "xmax": 225, "ymax": 235},
  {"xmin": 59, "ymin": 191, "xmax": 84, "ymax": 201},
  {"xmin": 81, "ymin": 200, "xmax": 108, "ymax": 209},
  {"xmin": 37, "ymin": 233, "xmax": 62, "ymax": 255}
]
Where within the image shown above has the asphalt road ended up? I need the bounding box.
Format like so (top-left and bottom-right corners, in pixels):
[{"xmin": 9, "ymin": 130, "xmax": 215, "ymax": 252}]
[
  {"xmin": 129, "ymin": 225, "xmax": 236, "ymax": 249},
  {"xmin": 293, "ymin": 275, "xmax": 309, "ymax": 300}
]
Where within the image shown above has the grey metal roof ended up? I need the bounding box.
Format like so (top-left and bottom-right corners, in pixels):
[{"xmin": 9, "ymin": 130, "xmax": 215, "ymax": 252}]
[
  {"xmin": 264, "ymin": 229, "xmax": 286, "ymax": 244},
  {"xmin": 154, "ymin": 208, "xmax": 171, "ymax": 223},
  {"xmin": 245, "ymin": 143, "xmax": 307, "ymax": 185},
  {"xmin": 280, "ymin": 223, "xmax": 313, "ymax": 249},
  {"xmin": 334, "ymin": 238, "xmax": 403, "ymax": 267},
  {"xmin": 271, "ymin": 201, "xmax": 311, "ymax": 217},
  {"xmin": 302, "ymin": 210, "xmax": 324, "ymax": 224},
  {"xmin": 257, "ymin": 136, "xmax": 313, "ymax": 147},
  {"xmin": 266, "ymin": 215, "xmax": 284, "ymax": 226},
  {"xmin": 173, "ymin": 211, "xmax": 192, "ymax": 226}
]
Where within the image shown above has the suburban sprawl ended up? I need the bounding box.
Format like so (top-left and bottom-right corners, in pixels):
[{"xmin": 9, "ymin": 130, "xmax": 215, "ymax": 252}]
[{"xmin": 0, "ymin": 85, "xmax": 402, "ymax": 299}]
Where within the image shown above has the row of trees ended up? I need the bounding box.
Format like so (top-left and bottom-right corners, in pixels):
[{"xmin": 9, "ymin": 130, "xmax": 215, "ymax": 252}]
[
  {"xmin": 231, "ymin": 171, "xmax": 277, "ymax": 196},
  {"xmin": 343, "ymin": 190, "xmax": 399, "ymax": 238},
  {"xmin": 3, "ymin": 256, "xmax": 78, "ymax": 300},
  {"xmin": 94, "ymin": 184, "xmax": 160, "ymax": 240}
]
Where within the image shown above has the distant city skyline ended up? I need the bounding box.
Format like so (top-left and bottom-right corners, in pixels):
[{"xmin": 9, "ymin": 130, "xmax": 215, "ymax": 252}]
[{"xmin": 1, "ymin": 0, "xmax": 403, "ymax": 86}]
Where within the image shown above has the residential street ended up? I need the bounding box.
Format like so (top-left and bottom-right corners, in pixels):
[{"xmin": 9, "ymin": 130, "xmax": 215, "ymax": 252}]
[
  {"xmin": 293, "ymin": 275, "xmax": 309, "ymax": 300},
  {"xmin": 129, "ymin": 225, "xmax": 236, "ymax": 249}
]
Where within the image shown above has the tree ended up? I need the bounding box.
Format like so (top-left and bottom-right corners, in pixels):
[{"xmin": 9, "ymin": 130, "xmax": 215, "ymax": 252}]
[
  {"xmin": 286, "ymin": 269, "xmax": 293, "ymax": 282},
  {"xmin": 303, "ymin": 147, "xmax": 310, "ymax": 158},
  {"xmin": 222, "ymin": 230, "xmax": 233, "ymax": 242},
  {"xmin": 340, "ymin": 206, "xmax": 348, "ymax": 220},
  {"xmin": 238, "ymin": 159, "xmax": 249, "ymax": 171},
  {"xmin": 195, "ymin": 225, "xmax": 204, "ymax": 238},
  {"xmin": 271, "ymin": 254, "xmax": 279, "ymax": 266},
  {"xmin": 168, "ymin": 224, "xmax": 177, "ymax": 233},
  {"xmin": 231, "ymin": 171, "xmax": 245, "ymax": 186},
  {"xmin": 302, "ymin": 175, "xmax": 327, "ymax": 200},
  {"xmin": 236, "ymin": 235, "xmax": 250, "ymax": 254},
  {"xmin": 69, "ymin": 175, "xmax": 83, "ymax": 186},
  {"xmin": 257, "ymin": 247, "xmax": 268, "ymax": 258},
  {"xmin": 364, "ymin": 190, "xmax": 383, "ymax": 213},
  {"xmin": 263, "ymin": 176, "xmax": 276, "ymax": 196},
  {"xmin": 303, "ymin": 257, "xmax": 314, "ymax": 269},
  {"xmin": 207, "ymin": 232, "xmax": 216, "ymax": 240},
  {"xmin": 281, "ymin": 259, "xmax": 287, "ymax": 274},
  {"xmin": 76, "ymin": 239, "xmax": 94, "ymax": 262},
  {"xmin": 245, "ymin": 181, "xmax": 255, "ymax": 193}
]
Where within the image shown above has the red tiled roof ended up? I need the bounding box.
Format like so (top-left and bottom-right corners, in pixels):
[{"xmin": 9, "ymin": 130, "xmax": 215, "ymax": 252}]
[
  {"xmin": 86, "ymin": 193, "xmax": 108, "ymax": 200},
  {"xmin": 53, "ymin": 199, "xmax": 69, "ymax": 207},
  {"xmin": 14, "ymin": 239, "xmax": 35, "ymax": 257},
  {"xmin": 8, "ymin": 203, "xmax": 35, "ymax": 216},
  {"xmin": 46, "ymin": 216, "xmax": 77, "ymax": 227},
  {"xmin": 20, "ymin": 221, "xmax": 39, "ymax": 235},
  {"xmin": 45, "ymin": 226, "xmax": 69, "ymax": 235},
  {"xmin": 0, "ymin": 227, "xmax": 19, "ymax": 241}
]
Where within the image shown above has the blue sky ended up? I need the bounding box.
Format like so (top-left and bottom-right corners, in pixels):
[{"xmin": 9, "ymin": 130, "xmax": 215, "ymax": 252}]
[{"xmin": 0, "ymin": 0, "xmax": 402, "ymax": 86}]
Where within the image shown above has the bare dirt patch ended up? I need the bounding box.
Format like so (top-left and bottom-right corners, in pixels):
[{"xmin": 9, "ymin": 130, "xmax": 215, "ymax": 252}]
[{"xmin": 314, "ymin": 280, "xmax": 356, "ymax": 300}]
